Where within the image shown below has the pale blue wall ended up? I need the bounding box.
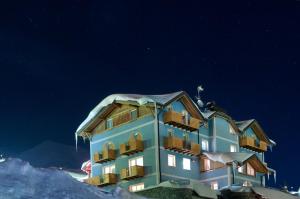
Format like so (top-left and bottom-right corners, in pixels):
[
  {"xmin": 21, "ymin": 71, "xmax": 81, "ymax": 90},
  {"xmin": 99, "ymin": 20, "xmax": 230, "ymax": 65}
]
[{"xmin": 90, "ymin": 114, "xmax": 158, "ymax": 190}]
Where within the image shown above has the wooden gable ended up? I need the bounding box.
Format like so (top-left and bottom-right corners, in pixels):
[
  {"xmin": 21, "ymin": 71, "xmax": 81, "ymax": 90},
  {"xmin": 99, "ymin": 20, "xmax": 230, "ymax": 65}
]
[
  {"xmin": 245, "ymin": 155, "xmax": 268, "ymax": 174},
  {"xmin": 246, "ymin": 121, "xmax": 270, "ymax": 144}
]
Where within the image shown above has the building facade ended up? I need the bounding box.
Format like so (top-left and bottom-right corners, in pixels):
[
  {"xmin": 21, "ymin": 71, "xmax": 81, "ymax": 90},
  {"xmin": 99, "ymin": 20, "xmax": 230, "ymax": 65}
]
[{"xmin": 75, "ymin": 91, "xmax": 276, "ymax": 192}]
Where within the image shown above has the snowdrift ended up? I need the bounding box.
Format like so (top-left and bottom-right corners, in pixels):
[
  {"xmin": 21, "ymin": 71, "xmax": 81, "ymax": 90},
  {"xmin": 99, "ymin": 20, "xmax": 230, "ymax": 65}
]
[{"xmin": 0, "ymin": 158, "xmax": 145, "ymax": 199}]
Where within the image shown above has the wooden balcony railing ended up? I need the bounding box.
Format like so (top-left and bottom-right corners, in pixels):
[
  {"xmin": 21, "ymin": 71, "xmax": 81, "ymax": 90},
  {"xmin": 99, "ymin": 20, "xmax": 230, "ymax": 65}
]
[
  {"xmin": 164, "ymin": 135, "xmax": 200, "ymax": 156},
  {"xmin": 120, "ymin": 134, "xmax": 144, "ymax": 155},
  {"xmin": 239, "ymin": 136, "xmax": 267, "ymax": 152},
  {"xmin": 120, "ymin": 165, "xmax": 144, "ymax": 180},
  {"xmin": 84, "ymin": 173, "xmax": 117, "ymax": 186},
  {"xmin": 94, "ymin": 149, "xmax": 116, "ymax": 163},
  {"xmin": 163, "ymin": 111, "xmax": 201, "ymax": 131}
]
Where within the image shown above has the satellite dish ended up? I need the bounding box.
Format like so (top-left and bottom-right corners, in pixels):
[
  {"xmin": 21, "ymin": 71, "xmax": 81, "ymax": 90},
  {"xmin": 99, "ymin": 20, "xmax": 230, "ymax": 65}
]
[
  {"xmin": 196, "ymin": 85, "xmax": 204, "ymax": 108},
  {"xmin": 197, "ymin": 99, "xmax": 204, "ymax": 107}
]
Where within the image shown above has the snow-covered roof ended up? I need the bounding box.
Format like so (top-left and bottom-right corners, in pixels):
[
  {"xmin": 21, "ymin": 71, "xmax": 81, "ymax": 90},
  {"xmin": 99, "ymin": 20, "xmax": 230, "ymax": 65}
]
[
  {"xmin": 203, "ymin": 152, "xmax": 269, "ymax": 174},
  {"xmin": 76, "ymin": 91, "xmax": 185, "ymax": 136},
  {"xmin": 200, "ymin": 110, "xmax": 216, "ymax": 119},
  {"xmin": 235, "ymin": 119, "xmax": 255, "ymax": 131},
  {"xmin": 203, "ymin": 152, "xmax": 255, "ymax": 165}
]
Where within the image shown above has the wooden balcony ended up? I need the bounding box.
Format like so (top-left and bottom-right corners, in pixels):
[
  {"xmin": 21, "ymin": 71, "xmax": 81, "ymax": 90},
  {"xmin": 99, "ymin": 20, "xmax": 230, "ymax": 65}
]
[
  {"xmin": 94, "ymin": 149, "xmax": 116, "ymax": 163},
  {"xmin": 163, "ymin": 111, "xmax": 201, "ymax": 131},
  {"xmin": 120, "ymin": 136, "xmax": 144, "ymax": 156},
  {"xmin": 239, "ymin": 136, "xmax": 267, "ymax": 152},
  {"xmin": 85, "ymin": 173, "xmax": 117, "ymax": 186},
  {"xmin": 120, "ymin": 165, "xmax": 144, "ymax": 180},
  {"xmin": 164, "ymin": 135, "xmax": 200, "ymax": 156}
]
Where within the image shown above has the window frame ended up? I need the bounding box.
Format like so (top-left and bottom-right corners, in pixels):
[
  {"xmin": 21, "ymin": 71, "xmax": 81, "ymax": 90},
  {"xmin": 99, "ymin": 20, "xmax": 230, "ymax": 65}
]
[
  {"xmin": 201, "ymin": 139, "xmax": 209, "ymax": 151},
  {"xmin": 168, "ymin": 154, "xmax": 176, "ymax": 167},
  {"xmin": 129, "ymin": 183, "xmax": 145, "ymax": 192},
  {"xmin": 230, "ymin": 144, "xmax": 237, "ymax": 152},
  {"xmin": 182, "ymin": 158, "xmax": 191, "ymax": 170},
  {"xmin": 102, "ymin": 164, "xmax": 115, "ymax": 174}
]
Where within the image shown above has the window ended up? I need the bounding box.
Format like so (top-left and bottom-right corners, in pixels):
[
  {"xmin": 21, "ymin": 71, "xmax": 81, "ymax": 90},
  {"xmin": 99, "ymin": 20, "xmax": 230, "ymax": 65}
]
[
  {"xmin": 129, "ymin": 183, "xmax": 144, "ymax": 192},
  {"xmin": 230, "ymin": 145, "xmax": 237, "ymax": 152},
  {"xmin": 204, "ymin": 158, "xmax": 211, "ymax": 171},
  {"xmin": 246, "ymin": 163, "xmax": 255, "ymax": 176},
  {"xmin": 130, "ymin": 109, "xmax": 137, "ymax": 120},
  {"xmin": 168, "ymin": 128, "xmax": 174, "ymax": 136},
  {"xmin": 238, "ymin": 165, "xmax": 244, "ymax": 173},
  {"xmin": 168, "ymin": 154, "xmax": 176, "ymax": 167},
  {"xmin": 102, "ymin": 164, "xmax": 115, "ymax": 174},
  {"xmin": 167, "ymin": 105, "xmax": 173, "ymax": 111},
  {"xmin": 182, "ymin": 110, "xmax": 189, "ymax": 124},
  {"xmin": 106, "ymin": 118, "xmax": 113, "ymax": 129},
  {"xmin": 202, "ymin": 139, "xmax": 209, "ymax": 151},
  {"xmin": 211, "ymin": 182, "xmax": 219, "ymax": 190},
  {"xmin": 183, "ymin": 158, "xmax": 191, "ymax": 170},
  {"xmin": 229, "ymin": 124, "xmax": 235, "ymax": 134},
  {"xmin": 129, "ymin": 156, "xmax": 143, "ymax": 167}
]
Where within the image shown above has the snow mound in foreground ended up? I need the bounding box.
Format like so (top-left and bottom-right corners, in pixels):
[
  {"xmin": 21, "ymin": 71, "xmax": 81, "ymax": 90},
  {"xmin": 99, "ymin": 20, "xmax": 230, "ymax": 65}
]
[{"xmin": 0, "ymin": 158, "xmax": 145, "ymax": 199}]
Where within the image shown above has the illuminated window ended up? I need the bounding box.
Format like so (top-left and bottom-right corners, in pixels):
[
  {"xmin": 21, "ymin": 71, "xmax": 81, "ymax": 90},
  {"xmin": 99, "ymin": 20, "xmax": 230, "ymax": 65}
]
[
  {"xmin": 211, "ymin": 181, "xmax": 218, "ymax": 190},
  {"xmin": 246, "ymin": 163, "xmax": 255, "ymax": 176},
  {"xmin": 102, "ymin": 164, "xmax": 115, "ymax": 174},
  {"xmin": 129, "ymin": 156, "xmax": 143, "ymax": 167},
  {"xmin": 238, "ymin": 165, "xmax": 244, "ymax": 173},
  {"xmin": 202, "ymin": 139, "xmax": 209, "ymax": 151},
  {"xmin": 229, "ymin": 124, "xmax": 235, "ymax": 134},
  {"xmin": 183, "ymin": 158, "xmax": 191, "ymax": 170},
  {"xmin": 204, "ymin": 158, "xmax": 211, "ymax": 171},
  {"xmin": 129, "ymin": 183, "xmax": 144, "ymax": 192},
  {"xmin": 230, "ymin": 145, "xmax": 237, "ymax": 152},
  {"xmin": 168, "ymin": 154, "xmax": 176, "ymax": 167}
]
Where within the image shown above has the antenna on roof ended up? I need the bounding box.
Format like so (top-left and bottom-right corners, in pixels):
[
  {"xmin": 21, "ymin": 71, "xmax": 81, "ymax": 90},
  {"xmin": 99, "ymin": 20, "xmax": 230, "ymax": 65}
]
[{"xmin": 195, "ymin": 85, "xmax": 204, "ymax": 108}]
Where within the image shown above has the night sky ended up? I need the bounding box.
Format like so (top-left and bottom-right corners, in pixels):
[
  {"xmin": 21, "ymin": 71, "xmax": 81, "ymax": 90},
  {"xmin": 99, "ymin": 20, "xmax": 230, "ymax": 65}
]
[{"xmin": 0, "ymin": 0, "xmax": 299, "ymax": 189}]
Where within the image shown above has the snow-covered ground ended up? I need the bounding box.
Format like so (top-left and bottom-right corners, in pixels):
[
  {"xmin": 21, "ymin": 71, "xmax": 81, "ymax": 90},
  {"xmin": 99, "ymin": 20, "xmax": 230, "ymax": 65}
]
[{"xmin": 0, "ymin": 158, "xmax": 145, "ymax": 199}]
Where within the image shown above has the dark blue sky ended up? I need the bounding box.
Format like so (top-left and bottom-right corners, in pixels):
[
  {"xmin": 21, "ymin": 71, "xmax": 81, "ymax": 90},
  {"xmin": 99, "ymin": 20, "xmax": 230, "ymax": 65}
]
[{"xmin": 0, "ymin": 0, "xmax": 299, "ymax": 189}]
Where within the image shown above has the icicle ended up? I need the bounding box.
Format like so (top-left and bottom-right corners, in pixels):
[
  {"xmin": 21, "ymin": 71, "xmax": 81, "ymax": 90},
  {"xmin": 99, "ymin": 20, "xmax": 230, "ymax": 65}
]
[
  {"xmin": 267, "ymin": 171, "xmax": 270, "ymax": 180},
  {"xmin": 274, "ymin": 170, "xmax": 276, "ymax": 184},
  {"xmin": 75, "ymin": 133, "xmax": 78, "ymax": 151}
]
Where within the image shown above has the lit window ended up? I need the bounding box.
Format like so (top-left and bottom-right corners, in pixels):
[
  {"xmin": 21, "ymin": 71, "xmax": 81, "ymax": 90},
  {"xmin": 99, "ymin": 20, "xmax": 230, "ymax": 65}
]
[
  {"xmin": 202, "ymin": 139, "xmax": 209, "ymax": 151},
  {"xmin": 130, "ymin": 109, "xmax": 137, "ymax": 120},
  {"xmin": 246, "ymin": 163, "xmax": 255, "ymax": 176},
  {"xmin": 183, "ymin": 158, "xmax": 191, "ymax": 170},
  {"xmin": 238, "ymin": 165, "xmax": 244, "ymax": 173},
  {"xmin": 204, "ymin": 158, "xmax": 211, "ymax": 171},
  {"xmin": 103, "ymin": 164, "xmax": 115, "ymax": 174},
  {"xmin": 230, "ymin": 145, "xmax": 237, "ymax": 152},
  {"xmin": 106, "ymin": 118, "xmax": 113, "ymax": 129},
  {"xmin": 168, "ymin": 128, "xmax": 174, "ymax": 136},
  {"xmin": 168, "ymin": 154, "xmax": 176, "ymax": 167},
  {"xmin": 211, "ymin": 181, "xmax": 219, "ymax": 190},
  {"xmin": 229, "ymin": 124, "xmax": 235, "ymax": 134},
  {"xmin": 129, "ymin": 156, "xmax": 143, "ymax": 167},
  {"xmin": 129, "ymin": 183, "xmax": 144, "ymax": 192}
]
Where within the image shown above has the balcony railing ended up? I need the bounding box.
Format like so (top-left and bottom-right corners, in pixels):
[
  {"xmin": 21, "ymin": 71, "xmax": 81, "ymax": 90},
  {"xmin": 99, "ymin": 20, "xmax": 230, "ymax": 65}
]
[
  {"xmin": 120, "ymin": 136, "xmax": 144, "ymax": 156},
  {"xmin": 85, "ymin": 173, "xmax": 117, "ymax": 186},
  {"xmin": 94, "ymin": 149, "xmax": 116, "ymax": 163},
  {"xmin": 163, "ymin": 111, "xmax": 201, "ymax": 131},
  {"xmin": 239, "ymin": 136, "xmax": 267, "ymax": 152},
  {"xmin": 120, "ymin": 165, "xmax": 144, "ymax": 180},
  {"xmin": 164, "ymin": 135, "xmax": 200, "ymax": 156}
]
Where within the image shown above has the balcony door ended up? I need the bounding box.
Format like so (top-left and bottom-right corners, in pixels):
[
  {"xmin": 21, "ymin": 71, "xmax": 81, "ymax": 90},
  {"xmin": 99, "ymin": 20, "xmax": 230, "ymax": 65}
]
[{"xmin": 128, "ymin": 156, "xmax": 143, "ymax": 175}]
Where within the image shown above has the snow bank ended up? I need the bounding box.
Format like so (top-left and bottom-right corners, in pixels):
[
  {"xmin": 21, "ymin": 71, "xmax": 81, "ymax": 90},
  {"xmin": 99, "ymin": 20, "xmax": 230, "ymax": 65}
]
[{"xmin": 0, "ymin": 158, "xmax": 145, "ymax": 199}]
